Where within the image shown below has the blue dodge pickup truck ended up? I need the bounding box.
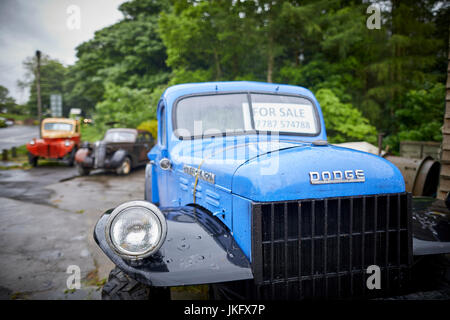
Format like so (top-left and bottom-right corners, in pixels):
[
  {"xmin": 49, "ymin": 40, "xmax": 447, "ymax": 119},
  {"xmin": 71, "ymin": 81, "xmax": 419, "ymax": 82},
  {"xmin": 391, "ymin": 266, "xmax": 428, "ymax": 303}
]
[{"xmin": 94, "ymin": 81, "xmax": 449, "ymax": 300}]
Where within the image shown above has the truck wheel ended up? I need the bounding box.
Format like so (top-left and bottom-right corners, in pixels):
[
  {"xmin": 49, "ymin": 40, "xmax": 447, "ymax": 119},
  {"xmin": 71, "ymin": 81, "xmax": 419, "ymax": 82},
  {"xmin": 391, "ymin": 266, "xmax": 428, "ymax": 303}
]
[
  {"xmin": 76, "ymin": 163, "xmax": 90, "ymax": 176},
  {"xmin": 101, "ymin": 267, "xmax": 170, "ymax": 300},
  {"xmin": 28, "ymin": 152, "xmax": 38, "ymax": 167},
  {"xmin": 116, "ymin": 157, "xmax": 131, "ymax": 175},
  {"xmin": 66, "ymin": 148, "xmax": 76, "ymax": 167}
]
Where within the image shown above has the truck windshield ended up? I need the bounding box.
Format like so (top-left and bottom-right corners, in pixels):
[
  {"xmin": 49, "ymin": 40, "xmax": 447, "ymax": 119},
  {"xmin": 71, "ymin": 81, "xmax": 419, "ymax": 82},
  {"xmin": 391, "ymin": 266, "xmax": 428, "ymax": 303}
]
[
  {"xmin": 43, "ymin": 123, "xmax": 73, "ymax": 131},
  {"xmin": 175, "ymin": 93, "xmax": 319, "ymax": 138},
  {"xmin": 104, "ymin": 131, "xmax": 136, "ymax": 143}
]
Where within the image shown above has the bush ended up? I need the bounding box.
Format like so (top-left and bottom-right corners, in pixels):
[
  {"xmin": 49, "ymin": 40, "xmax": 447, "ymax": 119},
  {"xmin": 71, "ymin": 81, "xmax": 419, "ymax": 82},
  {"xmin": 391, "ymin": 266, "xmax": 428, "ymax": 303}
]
[
  {"xmin": 315, "ymin": 89, "xmax": 377, "ymax": 144},
  {"xmin": 80, "ymin": 124, "xmax": 104, "ymax": 143},
  {"xmin": 137, "ymin": 120, "xmax": 158, "ymax": 139},
  {"xmin": 94, "ymin": 83, "xmax": 156, "ymax": 130}
]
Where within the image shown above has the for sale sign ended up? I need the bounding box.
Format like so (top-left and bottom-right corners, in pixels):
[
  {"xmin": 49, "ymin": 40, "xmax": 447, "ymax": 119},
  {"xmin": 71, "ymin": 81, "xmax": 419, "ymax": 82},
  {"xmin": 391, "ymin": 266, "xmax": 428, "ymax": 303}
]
[{"xmin": 247, "ymin": 102, "xmax": 317, "ymax": 134}]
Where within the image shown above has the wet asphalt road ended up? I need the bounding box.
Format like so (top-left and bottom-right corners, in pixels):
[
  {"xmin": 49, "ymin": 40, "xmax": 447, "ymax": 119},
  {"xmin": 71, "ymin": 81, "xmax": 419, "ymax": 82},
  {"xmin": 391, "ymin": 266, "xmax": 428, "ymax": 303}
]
[
  {"xmin": 0, "ymin": 125, "xmax": 38, "ymax": 150},
  {"xmin": 0, "ymin": 165, "xmax": 145, "ymax": 299}
]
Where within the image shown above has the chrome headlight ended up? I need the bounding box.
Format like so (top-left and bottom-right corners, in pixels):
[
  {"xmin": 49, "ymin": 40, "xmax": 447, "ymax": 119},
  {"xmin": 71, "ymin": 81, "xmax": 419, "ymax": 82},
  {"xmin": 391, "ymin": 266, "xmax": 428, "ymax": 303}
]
[
  {"xmin": 105, "ymin": 201, "xmax": 167, "ymax": 259},
  {"xmin": 29, "ymin": 140, "xmax": 35, "ymax": 145},
  {"xmin": 64, "ymin": 140, "xmax": 72, "ymax": 147}
]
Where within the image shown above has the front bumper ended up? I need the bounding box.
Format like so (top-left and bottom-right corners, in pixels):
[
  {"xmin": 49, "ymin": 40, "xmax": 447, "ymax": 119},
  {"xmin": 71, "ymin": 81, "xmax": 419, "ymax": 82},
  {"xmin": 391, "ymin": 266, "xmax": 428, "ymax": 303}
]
[
  {"xmin": 94, "ymin": 205, "xmax": 253, "ymax": 287},
  {"xmin": 27, "ymin": 141, "xmax": 74, "ymax": 159}
]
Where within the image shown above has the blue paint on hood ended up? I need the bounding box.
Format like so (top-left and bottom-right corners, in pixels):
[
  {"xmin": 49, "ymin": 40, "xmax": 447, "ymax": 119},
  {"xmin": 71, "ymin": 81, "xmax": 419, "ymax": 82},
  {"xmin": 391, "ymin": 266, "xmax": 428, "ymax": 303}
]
[
  {"xmin": 171, "ymin": 136, "xmax": 405, "ymax": 202},
  {"xmin": 232, "ymin": 144, "xmax": 405, "ymax": 201}
]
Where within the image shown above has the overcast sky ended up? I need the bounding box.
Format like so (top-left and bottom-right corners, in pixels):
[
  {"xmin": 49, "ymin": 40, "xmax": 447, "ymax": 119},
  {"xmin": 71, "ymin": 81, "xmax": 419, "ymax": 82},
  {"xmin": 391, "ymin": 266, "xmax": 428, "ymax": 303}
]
[{"xmin": 0, "ymin": 0, "xmax": 126, "ymax": 103}]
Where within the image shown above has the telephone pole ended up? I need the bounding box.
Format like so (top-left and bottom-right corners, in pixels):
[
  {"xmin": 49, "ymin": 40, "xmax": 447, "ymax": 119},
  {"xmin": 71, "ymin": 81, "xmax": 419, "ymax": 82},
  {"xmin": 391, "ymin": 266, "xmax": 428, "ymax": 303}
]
[{"xmin": 35, "ymin": 50, "xmax": 42, "ymax": 135}]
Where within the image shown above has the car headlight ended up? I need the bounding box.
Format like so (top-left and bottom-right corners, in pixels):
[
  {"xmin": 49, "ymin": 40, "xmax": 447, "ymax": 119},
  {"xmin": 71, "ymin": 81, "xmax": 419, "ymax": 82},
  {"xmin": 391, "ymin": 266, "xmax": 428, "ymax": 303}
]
[
  {"xmin": 29, "ymin": 140, "xmax": 35, "ymax": 145},
  {"xmin": 64, "ymin": 140, "xmax": 72, "ymax": 147},
  {"xmin": 105, "ymin": 201, "xmax": 167, "ymax": 259}
]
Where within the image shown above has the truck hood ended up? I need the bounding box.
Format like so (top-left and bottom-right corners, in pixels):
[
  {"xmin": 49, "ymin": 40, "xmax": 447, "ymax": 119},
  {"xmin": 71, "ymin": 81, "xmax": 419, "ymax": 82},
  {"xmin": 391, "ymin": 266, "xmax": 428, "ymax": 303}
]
[
  {"xmin": 173, "ymin": 138, "xmax": 303, "ymax": 189},
  {"xmin": 174, "ymin": 139, "xmax": 404, "ymax": 201},
  {"xmin": 232, "ymin": 144, "xmax": 405, "ymax": 201}
]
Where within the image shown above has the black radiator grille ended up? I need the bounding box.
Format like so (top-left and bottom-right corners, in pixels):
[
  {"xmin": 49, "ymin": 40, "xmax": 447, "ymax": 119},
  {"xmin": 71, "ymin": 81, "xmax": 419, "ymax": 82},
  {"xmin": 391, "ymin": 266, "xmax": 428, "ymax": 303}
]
[{"xmin": 251, "ymin": 193, "xmax": 412, "ymax": 299}]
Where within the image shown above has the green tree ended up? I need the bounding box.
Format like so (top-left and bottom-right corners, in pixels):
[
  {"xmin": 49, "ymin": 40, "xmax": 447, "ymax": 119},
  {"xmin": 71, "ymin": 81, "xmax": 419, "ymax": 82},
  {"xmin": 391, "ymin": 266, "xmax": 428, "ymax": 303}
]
[
  {"xmin": 0, "ymin": 85, "xmax": 20, "ymax": 114},
  {"xmin": 18, "ymin": 54, "xmax": 67, "ymax": 116},
  {"xmin": 316, "ymin": 88, "xmax": 377, "ymax": 144},
  {"xmin": 383, "ymin": 82, "xmax": 446, "ymax": 151},
  {"xmin": 94, "ymin": 83, "xmax": 155, "ymax": 130},
  {"xmin": 65, "ymin": 0, "xmax": 170, "ymax": 115},
  {"xmin": 159, "ymin": 0, "xmax": 264, "ymax": 84},
  {"xmin": 365, "ymin": 0, "xmax": 445, "ymax": 133},
  {"xmin": 64, "ymin": 0, "xmax": 448, "ymax": 152}
]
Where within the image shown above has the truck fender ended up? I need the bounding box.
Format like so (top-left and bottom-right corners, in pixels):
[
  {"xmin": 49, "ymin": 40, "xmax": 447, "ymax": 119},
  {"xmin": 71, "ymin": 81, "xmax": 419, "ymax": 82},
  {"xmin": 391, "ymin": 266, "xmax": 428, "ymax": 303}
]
[
  {"xmin": 110, "ymin": 149, "xmax": 129, "ymax": 168},
  {"xmin": 144, "ymin": 162, "xmax": 160, "ymax": 205},
  {"xmin": 94, "ymin": 205, "xmax": 253, "ymax": 287},
  {"xmin": 75, "ymin": 148, "xmax": 93, "ymax": 167}
]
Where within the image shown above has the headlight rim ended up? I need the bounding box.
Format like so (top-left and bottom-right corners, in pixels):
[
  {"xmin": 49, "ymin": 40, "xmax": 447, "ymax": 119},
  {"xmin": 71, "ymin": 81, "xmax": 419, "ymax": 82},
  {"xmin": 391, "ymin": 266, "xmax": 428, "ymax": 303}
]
[{"xmin": 105, "ymin": 200, "xmax": 167, "ymax": 260}]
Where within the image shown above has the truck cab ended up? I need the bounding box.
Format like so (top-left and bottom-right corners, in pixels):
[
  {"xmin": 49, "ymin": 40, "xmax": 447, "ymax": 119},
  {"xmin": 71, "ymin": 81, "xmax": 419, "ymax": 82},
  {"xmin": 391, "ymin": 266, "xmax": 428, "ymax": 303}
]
[{"xmin": 95, "ymin": 81, "xmax": 414, "ymax": 300}]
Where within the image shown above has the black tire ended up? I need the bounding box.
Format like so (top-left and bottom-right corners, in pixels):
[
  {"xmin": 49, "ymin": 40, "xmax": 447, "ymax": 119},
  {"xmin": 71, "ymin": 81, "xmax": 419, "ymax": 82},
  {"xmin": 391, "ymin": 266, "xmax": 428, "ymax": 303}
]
[
  {"xmin": 116, "ymin": 157, "xmax": 131, "ymax": 175},
  {"xmin": 76, "ymin": 163, "xmax": 90, "ymax": 176},
  {"xmin": 28, "ymin": 152, "xmax": 38, "ymax": 167},
  {"xmin": 101, "ymin": 267, "xmax": 170, "ymax": 300},
  {"xmin": 66, "ymin": 148, "xmax": 76, "ymax": 167}
]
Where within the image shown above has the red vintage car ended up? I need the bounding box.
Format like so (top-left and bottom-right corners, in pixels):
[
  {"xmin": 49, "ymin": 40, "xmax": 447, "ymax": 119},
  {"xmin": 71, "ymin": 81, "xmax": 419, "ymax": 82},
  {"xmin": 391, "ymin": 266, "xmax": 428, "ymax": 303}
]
[{"xmin": 26, "ymin": 118, "xmax": 81, "ymax": 166}]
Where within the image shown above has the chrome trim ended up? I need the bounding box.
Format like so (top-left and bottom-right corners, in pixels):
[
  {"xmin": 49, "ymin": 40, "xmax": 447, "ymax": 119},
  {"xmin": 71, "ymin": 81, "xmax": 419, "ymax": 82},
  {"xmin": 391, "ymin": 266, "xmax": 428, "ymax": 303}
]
[{"xmin": 105, "ymin": 201, "xmax": 167, "ymax": 260}]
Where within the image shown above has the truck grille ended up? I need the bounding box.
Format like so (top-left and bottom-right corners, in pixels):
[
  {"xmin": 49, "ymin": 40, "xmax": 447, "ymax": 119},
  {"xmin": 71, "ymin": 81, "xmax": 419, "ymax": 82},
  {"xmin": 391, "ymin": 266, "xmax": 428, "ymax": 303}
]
[
  {"xmin": 94, "ymin": 144, "xmax": 106, "ymax": 168},
  {"xmin": 251, "ymin": 193, "xmax": 412, "ymax": 299}
]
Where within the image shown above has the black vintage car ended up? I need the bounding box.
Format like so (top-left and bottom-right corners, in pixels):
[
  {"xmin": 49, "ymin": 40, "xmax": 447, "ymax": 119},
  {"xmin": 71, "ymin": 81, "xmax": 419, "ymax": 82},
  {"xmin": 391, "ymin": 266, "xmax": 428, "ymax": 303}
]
[{"xmin": 75, "ymin": 128, "xmax": 154, "ymax": 176}]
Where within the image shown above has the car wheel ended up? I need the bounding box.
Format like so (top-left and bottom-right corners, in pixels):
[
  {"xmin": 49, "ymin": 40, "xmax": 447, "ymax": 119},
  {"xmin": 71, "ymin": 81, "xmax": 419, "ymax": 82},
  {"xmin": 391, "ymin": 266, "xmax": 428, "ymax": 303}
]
[
  {"xmin": 101, "ymin": 267, "xmax": 170, "ymax": 300},
  {"xmin": 76, "ymin": 163, "xmax": 90, "ymax": 176},
  {"xmin": 117, "ymin": 157, "xmax": 131, "ymax": 175},
  {"xmin": 28, "ymin": 152, "xmax": 38, "ymax": 167}
]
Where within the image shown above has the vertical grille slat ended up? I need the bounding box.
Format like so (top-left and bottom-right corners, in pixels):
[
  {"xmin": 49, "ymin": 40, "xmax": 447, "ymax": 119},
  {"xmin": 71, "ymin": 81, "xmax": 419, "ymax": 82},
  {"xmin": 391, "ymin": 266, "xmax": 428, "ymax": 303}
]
[
  {"xmin": 385, "ymin": 196, "xmax": 390, "ymax": 291},
  {"xmin": 361, "ymin": 197, "xmax": 366, "ymax": 295},
  {"xmin": 284, "ymin": 202, "xmax": 288, "ymax": 299},
  {"xmin": 397, "ymin": 194, "xmax": 401, "ymax": 282},
  {"xmin": 324, "ymin": 199, "xmax": 328, "ymax": 296},
  {"xmin": 374, "ymin": 195, "xmax": 378, "ymax": 266},
  {"xmin": 349, "ymin": 197, "xmax": 354, "ymax": 296},
  {"xmin": 337, "ymin": 198, "xmax": 341, "ymax": 298},
  {"xmin": 252, "ymin": 193, "xmax": 412, "ymax": 300},
  {"xmin": 311, "ymin": 200, "xmax": 315, "ymax": 297},
  {"xmin": 297, "ymin": 201, "xmax": 302, "ymax": 298},
  {"xmin": 270, "ymin": 203, "xmax": 275, "ymax": 295}
]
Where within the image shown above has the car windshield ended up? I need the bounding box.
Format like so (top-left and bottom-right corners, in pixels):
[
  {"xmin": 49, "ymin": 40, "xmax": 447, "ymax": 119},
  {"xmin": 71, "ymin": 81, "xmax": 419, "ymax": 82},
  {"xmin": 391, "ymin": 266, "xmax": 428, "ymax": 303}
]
[
  {"xmin": 104, "ymin": 131, "xmax": 135, "ymax": 143},
  {"xmin": 175, "ymin": 93, "xmax": 319, "ymax": 138},
  {"xmin": 43, "ymin": 123, "xmax": 73, "ymax": 131}
]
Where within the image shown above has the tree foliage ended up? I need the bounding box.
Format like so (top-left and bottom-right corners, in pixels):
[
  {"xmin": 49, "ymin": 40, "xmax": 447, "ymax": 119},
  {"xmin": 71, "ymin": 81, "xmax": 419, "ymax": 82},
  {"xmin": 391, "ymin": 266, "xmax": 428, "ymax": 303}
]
[
  {"xmin": 0, "ymin": 85, "xmax": 20, "ymax": 114},
  {"xmin": 18, "ymin": 54, "xmax": 67, "ymax": 116},
  {"xmin": 316, "ymin": 89, "xmax": 377, "ymax": 144},
  {"xmin": 63, "ymin": 0, "xmax": 170, "ymax": 116},
  {"xmin": 94, "ymin": 83, "xmax": 155, "ymax": 131},
  {"xmin": 17, "ymin": 0, "xmax": 450, "ymax": 148}
]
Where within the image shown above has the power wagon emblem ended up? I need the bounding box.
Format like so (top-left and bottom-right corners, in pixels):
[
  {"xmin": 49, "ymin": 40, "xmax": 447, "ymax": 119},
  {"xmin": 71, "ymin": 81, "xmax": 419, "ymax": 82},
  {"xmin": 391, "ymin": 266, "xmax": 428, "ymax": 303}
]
[
  {"xmin": 183, "ymin": 165, "xmax": 216, "ymax": 184},
  {"xmin": 309, "ymin": 170, "xmax": 365, "ymax": 184}
]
